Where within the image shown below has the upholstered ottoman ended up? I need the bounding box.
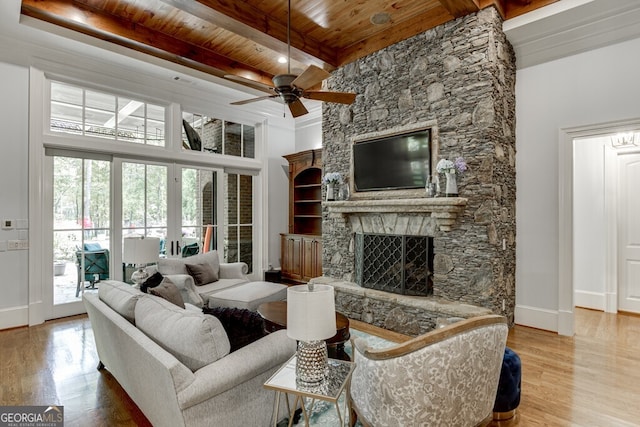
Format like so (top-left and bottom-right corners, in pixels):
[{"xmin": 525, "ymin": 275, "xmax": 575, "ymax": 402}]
[
  {"xmin": 207, "ymin": 281, "xmax": 287, "ymax": 311},
  {"xmin": 493, "ymin": 346, "xmax": 522, "ymax": 421}
]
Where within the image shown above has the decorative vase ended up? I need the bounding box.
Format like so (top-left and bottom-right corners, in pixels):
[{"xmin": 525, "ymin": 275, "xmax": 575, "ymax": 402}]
[
  {"xmin": 326, "ymin": 183, "xmax": 335, "ymax": 201},
  {"xmin": 444, "ymin": 172, "xmax": 458, "ymax": 197},
  {"xmin": 425, "ymin": 177, "xmax": 436, "ymax": 198}
]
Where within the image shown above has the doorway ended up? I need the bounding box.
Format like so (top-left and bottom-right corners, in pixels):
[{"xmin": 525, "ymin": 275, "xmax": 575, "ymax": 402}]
[{"xmin": 561, "ymin": 121, "xmax": 640, "ymax": 335}]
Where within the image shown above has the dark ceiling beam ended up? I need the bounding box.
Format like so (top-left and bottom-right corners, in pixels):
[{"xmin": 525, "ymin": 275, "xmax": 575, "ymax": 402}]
[
  {"xmin": 502, "ymin": 0, "xmax": 560, "ymax": 19},
  {"xmin": 20, "ymin": 0, "xmax": 274, "ymax": 87},
  {"xmin": 160, "ymin": 0, "xmax": 337, "ymax": 69},
  {"xmin": 438, "ymin": 0, "xmax": 480, "ymax": 18}
]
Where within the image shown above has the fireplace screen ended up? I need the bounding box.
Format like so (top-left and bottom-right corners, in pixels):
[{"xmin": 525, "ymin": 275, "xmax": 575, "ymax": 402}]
[{"xmin": 355, "ymin": 233, "xmax": 433, "ymax": 296}]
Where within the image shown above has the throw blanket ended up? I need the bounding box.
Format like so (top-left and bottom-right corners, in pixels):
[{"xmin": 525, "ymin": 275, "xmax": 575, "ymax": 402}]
[{"xmin": 202, "ymin": 306, "xmax": 267, "ymax": 352}]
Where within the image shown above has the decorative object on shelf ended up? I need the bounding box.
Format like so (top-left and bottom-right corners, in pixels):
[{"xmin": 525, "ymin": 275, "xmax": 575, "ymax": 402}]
[
  {"xmin": 322, "ymin": 172, "xmax": 343, "ymax": 202},
  {"xmin": 425, "ymin": 176, "xmax": 437, "ymax": 198},
  {"xmin": 339, "ymin": 183, "xmax": 350, "ymax": 201},
  {"xmin": 287, "ymin": 284, "xmax": 337, "ymax": 385},
  {"xmin": 436, "ymin": 157, "xmax": 467, "ymax": 197},
  {"xmin": 123, "ymin": 236, "xmax": 160, "ymax": 285}
]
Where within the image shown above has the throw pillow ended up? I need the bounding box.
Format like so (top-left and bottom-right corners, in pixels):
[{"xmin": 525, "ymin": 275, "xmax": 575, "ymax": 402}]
[
  {"xmin": 140, "ymin": 271, "xmax": 164, "ymax": 293},
  {"xmin": 185, "ymin": 262, "xmax": 218, "ymax": 286},
  {"xmin": 149, "ymin": 277, "xmax": 186, "ymax": 308},
  {"xmin": 202, "ymin": 306, "xmax": 266, "ymax": 352}
]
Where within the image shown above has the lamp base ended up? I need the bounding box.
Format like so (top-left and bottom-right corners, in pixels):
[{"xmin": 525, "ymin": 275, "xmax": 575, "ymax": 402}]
[
  {"xmin": 131, "ymin": 266, "xmax": 149, "ymax": 285},
  {"xmin": 295, "ymin": 340, "xmax": 328, "ymax": 385}
]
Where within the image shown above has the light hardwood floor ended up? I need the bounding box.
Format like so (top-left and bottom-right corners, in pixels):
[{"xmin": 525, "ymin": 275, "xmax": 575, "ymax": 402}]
[{"xmin": 1, "ymin": 308, "xmax": 639, "ymax": 426}]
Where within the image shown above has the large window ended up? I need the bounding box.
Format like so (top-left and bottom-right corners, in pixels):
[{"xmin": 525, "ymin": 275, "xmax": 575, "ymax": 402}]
[
  {"xmin": 44, "ymin": 77, "xmax": 261, "ymax": 314},
  {"xmin": 225, "ymin": 173, "xmax": 253, "ymax": 272},
  {"xmin": 182, "ymin": 112, "xmax": 255, "ymax": 158},
  {"xmin": 50, "ymin": 81, "xmax": 165, "ymax": 146}
]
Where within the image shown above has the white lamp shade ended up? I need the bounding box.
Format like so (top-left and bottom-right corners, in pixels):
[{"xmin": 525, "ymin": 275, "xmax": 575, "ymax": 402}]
[
  {"xmin": 123, "ymin": 237, "xmax": 160, "ymax": 265},
  {"xmin": 287, "ymin": 284, "xmax": 337, "ymax": 341}
]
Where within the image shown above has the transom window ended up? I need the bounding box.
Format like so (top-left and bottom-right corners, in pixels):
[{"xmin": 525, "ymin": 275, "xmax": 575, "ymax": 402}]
[
  {"xmin": 50, "ymin": 81, "xmax": 165, "ymax": 146},
  {"xmin": 182, "ymin": 112, "xmax": 255, "ymax": 158}
]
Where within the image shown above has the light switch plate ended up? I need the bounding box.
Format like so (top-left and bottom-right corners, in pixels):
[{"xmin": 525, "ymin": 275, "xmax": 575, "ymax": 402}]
[{"xmin": 2, "ymin": 219, "xmax": 13, "ymax": 229}]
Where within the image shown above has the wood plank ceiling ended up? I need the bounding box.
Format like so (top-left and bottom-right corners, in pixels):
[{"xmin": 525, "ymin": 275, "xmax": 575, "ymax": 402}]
[{"xmin": 20, "ymin": 0, "xmax": 558, "ymax": 92}]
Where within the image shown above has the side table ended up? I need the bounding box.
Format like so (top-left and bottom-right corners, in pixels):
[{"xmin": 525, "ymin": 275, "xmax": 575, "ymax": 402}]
[{"xmin": 264, "ymin": 355, "xmax": 355, "ymax": 427}]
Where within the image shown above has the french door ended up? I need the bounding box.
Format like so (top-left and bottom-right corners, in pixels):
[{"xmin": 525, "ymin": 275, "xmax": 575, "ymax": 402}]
[{"xmin": 47, "ymin": 153, "xmax": 224, "ymax": 318}]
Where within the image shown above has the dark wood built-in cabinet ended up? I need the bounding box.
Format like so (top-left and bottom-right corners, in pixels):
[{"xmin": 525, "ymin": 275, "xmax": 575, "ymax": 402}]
[{"xmin": 281, "ymin": 149, "xmax": 323, "ymax": 283}]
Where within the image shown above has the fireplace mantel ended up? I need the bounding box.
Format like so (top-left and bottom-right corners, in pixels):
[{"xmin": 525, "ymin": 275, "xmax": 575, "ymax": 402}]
[{"xmin": 325, "ymin": 197, "xmax": 467, "ymax": 232}]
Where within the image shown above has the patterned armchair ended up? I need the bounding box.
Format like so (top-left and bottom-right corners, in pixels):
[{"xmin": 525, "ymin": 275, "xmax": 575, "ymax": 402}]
[{"xmin": 349, "ymin": 315, "xmax": 508, "ymax": 427}]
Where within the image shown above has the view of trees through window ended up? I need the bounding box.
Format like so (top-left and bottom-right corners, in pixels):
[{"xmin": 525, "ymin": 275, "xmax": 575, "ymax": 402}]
[{"xmin": 53, "ymin": 156, "xmax": 111, "ymax": 265}]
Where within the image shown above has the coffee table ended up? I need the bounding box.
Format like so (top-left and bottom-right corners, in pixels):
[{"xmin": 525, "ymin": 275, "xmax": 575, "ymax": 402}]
[{"xmin": 257, "ymin": 301, "xmax": 351, "ymax": 361}]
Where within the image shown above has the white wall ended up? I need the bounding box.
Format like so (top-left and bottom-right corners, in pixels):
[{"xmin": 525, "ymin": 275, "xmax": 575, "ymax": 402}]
[
  {"xmin": 0, "ymin": 62, "xmax": 29, "ymax": 326},
  {"xmin": 294, "ymin": 112, "xmax": 322, "ymax": 153},
  {"xmin": 573, "ymin": 136, "xmax": 608, "ymax": 309},
  {"xmin": 515, "ymin": 36, "xmax": 640, "ymax": 330},
  {"xmin": 266, "ymin": 125, "xmax": 295, "ymax": 269}
]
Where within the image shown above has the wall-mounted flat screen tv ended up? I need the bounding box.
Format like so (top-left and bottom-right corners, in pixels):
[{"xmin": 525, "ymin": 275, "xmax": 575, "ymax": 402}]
[{"xmin": 353, "ymin": 129, "xmax": 431, "ymax": 191}]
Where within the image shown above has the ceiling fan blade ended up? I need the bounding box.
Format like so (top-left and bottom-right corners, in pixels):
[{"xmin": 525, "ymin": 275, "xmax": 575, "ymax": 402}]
[
  {"xmin": 231, "ymin": 95, "xmax": 278, "ymax": 105},
  {"xmin": 288, "ymin": 98, "xmax": 309, "ymax": 117},
  {"xmin": 303, "ymin": 90, "xmax": 357, "ymax": 105},
  {"xmin": 224, "ymin": 74, "xmax": 275, "ymax": 94},
  {"xmin": 291, "ymin": 65, "xmax": 331, "ymax": 90}
]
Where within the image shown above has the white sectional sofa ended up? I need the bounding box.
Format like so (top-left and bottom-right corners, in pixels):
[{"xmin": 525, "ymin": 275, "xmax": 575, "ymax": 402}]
[
  {"xmin": 147, "ymin": 250, "xmax": 287, "ymax": 310},
  {"xmin": 84, "ymin": 280, "xmax": 296, "ymax": 427}
]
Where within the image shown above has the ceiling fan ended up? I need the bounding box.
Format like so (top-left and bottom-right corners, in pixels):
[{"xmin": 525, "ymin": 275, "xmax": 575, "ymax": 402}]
[{"xmin": 226, "ymin": 0, "xmax": 356, "ymax": 118}]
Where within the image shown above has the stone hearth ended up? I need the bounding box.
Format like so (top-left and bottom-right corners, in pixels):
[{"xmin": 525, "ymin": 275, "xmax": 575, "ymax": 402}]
[{"xmin": 317, "ymin": 7, "xmax": 517, "ymax": 335}]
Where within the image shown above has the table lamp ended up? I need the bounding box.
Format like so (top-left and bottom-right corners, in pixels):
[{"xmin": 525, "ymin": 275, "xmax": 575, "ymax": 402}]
[
  {"xmin": 287, "ymin": 284, "xmax": 337, "ymax": 384},
  {"xmin": 123, "ymin": 236, "xmax": 160, "ymax": 285}
]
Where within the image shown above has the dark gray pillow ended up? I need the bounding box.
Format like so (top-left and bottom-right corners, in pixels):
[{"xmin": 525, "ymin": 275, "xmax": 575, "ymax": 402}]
[
  {"xmin": 185, "ymin": 262, "xmax": 218, "ymax": 285},
  {"xmin": 149, "ymin": 277, "xmax": 185, "ymax": 308},
  {"xmin": 141, "ymin": 271, "xmax": 163, "ymax": 293}
]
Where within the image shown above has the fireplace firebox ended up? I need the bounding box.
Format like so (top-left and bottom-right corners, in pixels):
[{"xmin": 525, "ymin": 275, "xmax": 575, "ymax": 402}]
[{"xmin": 355, "ymin": 233, "xmax": 433, "ymax": 296}]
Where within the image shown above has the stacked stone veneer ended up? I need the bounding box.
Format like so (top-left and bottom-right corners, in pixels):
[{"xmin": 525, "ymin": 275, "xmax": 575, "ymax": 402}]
[{"xmin": 318, "ymin": 7, "xmax": 516, "ymax": 334}]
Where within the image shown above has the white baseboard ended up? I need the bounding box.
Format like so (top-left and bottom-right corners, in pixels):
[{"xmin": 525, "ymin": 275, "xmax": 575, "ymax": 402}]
[
  {"xmin": 0, "ymin": 305, "xmax": 28, "ymax": 330},
  {"xmin": 574, "ymin": 290, "xmax": 606, "ymax": 311},
  {"xmin": 515, "ymin": 304, "xmax": 558, "ymax": 332}
]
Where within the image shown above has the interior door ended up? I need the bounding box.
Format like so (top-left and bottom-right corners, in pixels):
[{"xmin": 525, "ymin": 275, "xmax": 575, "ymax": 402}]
[{"xmin": 618, "ymin": 152, "xmax": 640, "ymax": 313}]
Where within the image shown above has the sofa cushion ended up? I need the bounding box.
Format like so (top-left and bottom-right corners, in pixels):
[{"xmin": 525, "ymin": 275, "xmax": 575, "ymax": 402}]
[
  {"xmin": 98, "ymin": 280, "xmax": 143, "ymax": 324},
  {"xmin": 157, "ymin": 250, "xmax": 221, "ymax": 279},
  {"xmin": 163, "ymin": 274, "xmax": 205, "ymax": 308},
  {"xmin": 149, "ymin": 277, "xmax": 185, "ymax": 309},
  {"xmin": 185, "ymin": 262, "xmax": 219, "ymax": 285},
  {"xmin": 206, "ymin": 281, "xmax": 287, "ymax": 311},
  {"xmin": 135, "ymin": 295, "xmax": 230, "ymax": 371}
]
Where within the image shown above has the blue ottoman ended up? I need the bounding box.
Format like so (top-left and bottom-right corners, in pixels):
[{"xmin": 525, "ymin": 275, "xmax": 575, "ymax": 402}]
[{"xmin": 493, "ymin": 347, "xmax": 521, "ymax": 420}]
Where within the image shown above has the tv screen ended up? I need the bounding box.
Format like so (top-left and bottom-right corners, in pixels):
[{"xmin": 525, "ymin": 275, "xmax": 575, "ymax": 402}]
[{"xmin": 353, "ymin": 129, "xmax": 431, "ymax": 191}]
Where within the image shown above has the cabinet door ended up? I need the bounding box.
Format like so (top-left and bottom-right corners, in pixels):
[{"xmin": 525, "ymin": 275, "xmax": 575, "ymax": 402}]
[
  {"xmin": 282, "ymin": 234, "xmax": 303, "ymax": 281},
  {"xmin": 302, "ymin": 237, "xmax": 315, "ymax": 281},
  {"xmin": 302, "ymin": 236, "xmax": 323, "ymax": 282}
]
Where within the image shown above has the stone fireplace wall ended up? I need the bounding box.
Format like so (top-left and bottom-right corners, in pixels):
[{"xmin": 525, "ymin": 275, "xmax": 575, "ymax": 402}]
[{"xmin": 320, "ymin": 7, "xmax": 517, "ymax": 326}]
